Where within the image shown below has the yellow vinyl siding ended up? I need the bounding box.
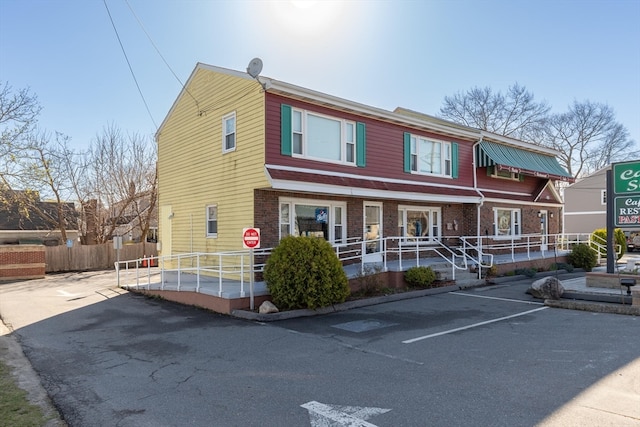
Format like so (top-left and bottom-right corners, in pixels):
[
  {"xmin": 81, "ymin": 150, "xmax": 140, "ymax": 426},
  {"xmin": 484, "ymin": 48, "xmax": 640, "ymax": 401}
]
[{"xmin": 157, "ymin": 66, "xmax": 268, "ymax": 258}]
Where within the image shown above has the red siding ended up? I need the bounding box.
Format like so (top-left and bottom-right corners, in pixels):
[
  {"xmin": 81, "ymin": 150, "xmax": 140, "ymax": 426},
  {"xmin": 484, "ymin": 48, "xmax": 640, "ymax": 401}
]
[{"xmin": 265, "ymin": 93, "xmax": 475, "ymax": 188}]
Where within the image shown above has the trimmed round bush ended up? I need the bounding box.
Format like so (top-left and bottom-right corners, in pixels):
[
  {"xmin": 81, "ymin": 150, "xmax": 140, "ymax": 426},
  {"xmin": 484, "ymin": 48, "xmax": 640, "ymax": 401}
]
[
  {"xmin": 263, "ymin": 236, "xmax": 349, "ymax": 310},
  {"xmin": 568, "ymin": 243, "xmax": 598, "ymax": 272},
  {"xmin": 404, "ymin": 266, "xmax": 437, "ymax": 288}
]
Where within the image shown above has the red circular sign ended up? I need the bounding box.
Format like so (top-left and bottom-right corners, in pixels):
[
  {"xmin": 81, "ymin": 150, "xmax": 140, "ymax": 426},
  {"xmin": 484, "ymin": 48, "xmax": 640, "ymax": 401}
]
[{"xmin": 242, "ymin": 228, "xmax": 260, "ymax": 249}]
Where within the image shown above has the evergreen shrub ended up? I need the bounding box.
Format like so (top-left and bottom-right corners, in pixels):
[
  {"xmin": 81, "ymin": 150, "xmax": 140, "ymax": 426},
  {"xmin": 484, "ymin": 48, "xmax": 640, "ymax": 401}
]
[
  {"xmin": 568, "ymin": 243, "xmax": 598, "ymax": 271},
  {"xmin": 263, "ymin": 236, "xmax": 349, "ymax": 310},
  {"xmin": 404, "ymin": 266, "xmax": 437, "ymax": 288}
]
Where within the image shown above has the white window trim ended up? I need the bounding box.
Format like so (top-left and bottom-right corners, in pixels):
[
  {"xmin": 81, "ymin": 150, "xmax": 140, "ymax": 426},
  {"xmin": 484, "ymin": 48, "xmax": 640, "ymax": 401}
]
[
  {"xmin": 493, "ymin": 207, "xmax": 521, "ymax": 239},
  {"xmin": 409, "ymin": 134, "xmax": 452, "ymax": 178},
  {"xmin": 278, "ymin": 197, "xmax": 347, "ymax": 243},
  {"xmin": 291, "ymin": 108, "xmax": 357, "ymax": 166},
  {"xmin": 222, "ymin": 111, "xmax": 236, "ymax": 153},
  {"xmin": 397, "ymin": 205, "xmax": 442, "ymax": 244},
  {"xmin": 206, "ymin": 204, "xmax": 218, "ymax": 238},
  {"xmin": 491, "ymin": 167, "xmax": 520, "ymax": 181},
  {"xmin": 601, "ymin": 189, "xmax": 607, "ymax": 206}
]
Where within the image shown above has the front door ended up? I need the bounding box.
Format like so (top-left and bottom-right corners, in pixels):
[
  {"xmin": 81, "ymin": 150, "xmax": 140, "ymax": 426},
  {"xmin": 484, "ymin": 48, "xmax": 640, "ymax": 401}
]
[
  {"xmin": 363, "ymin": 202, "xmax": 383, "ymax": 263},
  {"xmin": 539, "ymin": 210, "xmax": 548, "ymax": 251}
]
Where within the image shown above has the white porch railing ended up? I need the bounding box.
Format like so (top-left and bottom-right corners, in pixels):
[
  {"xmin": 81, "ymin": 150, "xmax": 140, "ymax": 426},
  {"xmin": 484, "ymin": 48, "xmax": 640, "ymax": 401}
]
[{"xmin": 116, "ymin": 232, "xmax": 610, "ymax": 294}]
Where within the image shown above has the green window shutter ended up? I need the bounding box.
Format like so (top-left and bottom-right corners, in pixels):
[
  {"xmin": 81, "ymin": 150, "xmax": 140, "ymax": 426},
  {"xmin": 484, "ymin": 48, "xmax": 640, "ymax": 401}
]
[
  {"xmin": 403, "ymin": 132, "xmax": 411, "ymax": 173},
  {"xmin": 519, "ymin": 173, "xmax": 525, "ymax": 182},
  {"xmin": 451, "ymin": 142, "xmax": 459, "ymax": 178},
  {"xmin": 281, "ymin": 104, "xmax": 292, "ymax": 156},
  {"xmin": 356, "ymin": 122, "xmax": 366, "ymax": 167}
]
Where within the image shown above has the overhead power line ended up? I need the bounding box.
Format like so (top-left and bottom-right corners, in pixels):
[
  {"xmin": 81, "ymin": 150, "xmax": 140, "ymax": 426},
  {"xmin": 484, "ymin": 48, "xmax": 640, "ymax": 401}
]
[
  {"xmin": 124, "ymin": 0, "xmax": 200, "ymax": 110},
  {"xmin": 103, "ymin": 0, "xmax": 158, "ymax": 130}
]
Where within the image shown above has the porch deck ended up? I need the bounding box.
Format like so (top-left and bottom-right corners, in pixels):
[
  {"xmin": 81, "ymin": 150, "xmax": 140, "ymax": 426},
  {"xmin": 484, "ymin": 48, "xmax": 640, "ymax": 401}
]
[{"xmin": 118, "ymin": 249, "xmax": 570, "ymax": 313}]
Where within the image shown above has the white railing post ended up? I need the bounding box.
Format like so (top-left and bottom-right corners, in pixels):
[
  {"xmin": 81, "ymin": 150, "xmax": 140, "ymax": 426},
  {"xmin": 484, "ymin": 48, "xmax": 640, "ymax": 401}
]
[
  {"xmin": 218, "ymin": 253, "xmax": 223, "ymax": 297},
  {"xmin": 240, "ymin": 254, "xmax": 245, "ymax": 298},
  {"xmin": 177, "ymin": 255, "xmax": 181, "ymax": 291},
  {"xmin": 196, "ymin": 254, "xmax": 201, "ymax": 293}
]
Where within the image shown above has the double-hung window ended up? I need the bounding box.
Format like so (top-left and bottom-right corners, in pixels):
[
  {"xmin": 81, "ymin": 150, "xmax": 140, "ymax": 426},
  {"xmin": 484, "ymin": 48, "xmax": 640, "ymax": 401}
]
[
  {"xmin": 281, "ymin": 104, "xmax": 366, "ymax": 167},
  {"xmin": 206, "ymin": 205, "xmax": 218, "ymax": 237},
  {"xmin": 222, "ymin": 112, "xmax": 236, "ymax": 153},
  {"xmin": 494, "ymin": 208, "xmax": 520, "ymax": 237},
  {"xmin": 408, "ymin": 135, "xmax": 457, "ymax": 178}
]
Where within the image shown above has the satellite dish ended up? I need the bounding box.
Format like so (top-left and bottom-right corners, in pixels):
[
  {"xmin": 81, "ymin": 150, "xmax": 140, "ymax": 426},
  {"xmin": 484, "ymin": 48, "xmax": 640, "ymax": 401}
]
[{"xmin": 246, "ymin": 58, "xmax": 263, "ymax": 78}]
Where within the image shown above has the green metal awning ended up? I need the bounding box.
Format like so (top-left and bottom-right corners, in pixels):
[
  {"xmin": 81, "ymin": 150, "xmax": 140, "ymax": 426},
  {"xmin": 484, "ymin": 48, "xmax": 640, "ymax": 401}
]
[{"xmin": 476, "ymin": 140, "xmax": 574, "ymax": 182}]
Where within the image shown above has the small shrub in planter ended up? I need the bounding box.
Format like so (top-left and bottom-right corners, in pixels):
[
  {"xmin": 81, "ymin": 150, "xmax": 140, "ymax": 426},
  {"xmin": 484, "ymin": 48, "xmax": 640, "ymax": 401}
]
[
  {"xmin": 568, "ymin": 243, "xmax": 598, "ymax": 272},
  {"xmin": 263, "ymin": 236, "xmax": 349, "ymax": 310},
  {"xmin": 404, "ymin": 266, "xmax": 437, "ymax": 289},
  {"xmin": 515, "ymin": 267, "xmax": 538, "ymax": 278}
]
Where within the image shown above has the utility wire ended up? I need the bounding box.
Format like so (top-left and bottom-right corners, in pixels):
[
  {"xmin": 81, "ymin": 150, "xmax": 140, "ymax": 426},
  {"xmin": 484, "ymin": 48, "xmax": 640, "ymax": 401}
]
[
  {"xmin": 103, "ymin": 0, "xmax": 158, "ymax": 130},
  {"xmin": 124, "ymin": 0, "xmax": 200, "ymax": 110}
]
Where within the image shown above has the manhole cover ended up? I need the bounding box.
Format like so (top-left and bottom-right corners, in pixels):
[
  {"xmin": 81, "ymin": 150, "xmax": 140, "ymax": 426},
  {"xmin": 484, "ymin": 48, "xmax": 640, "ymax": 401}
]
[{"xmin": 331, "ymin": 319, "xmax": 398, "ymax": 333}]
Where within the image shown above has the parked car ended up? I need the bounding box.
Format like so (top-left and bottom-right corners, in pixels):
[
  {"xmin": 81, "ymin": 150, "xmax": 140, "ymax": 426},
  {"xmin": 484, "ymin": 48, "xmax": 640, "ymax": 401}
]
[{"xmin": 624, "ymin": 230, "xmax": 640, "ymax": 251}]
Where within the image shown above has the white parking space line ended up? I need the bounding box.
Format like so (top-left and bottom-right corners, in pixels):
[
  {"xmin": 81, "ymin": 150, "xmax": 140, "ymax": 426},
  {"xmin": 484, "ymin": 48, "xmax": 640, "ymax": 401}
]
[
  {"xmin": 450, "ymin": 292, "xmax": 545, "ymax": 305},
  {"xmin": 402, "ymin": 307, "xmax": 549, "ymax": 344}
]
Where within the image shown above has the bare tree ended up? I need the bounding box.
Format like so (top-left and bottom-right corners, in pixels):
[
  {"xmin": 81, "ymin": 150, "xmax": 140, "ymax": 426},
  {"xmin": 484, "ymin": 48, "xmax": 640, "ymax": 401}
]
[
  {"xmin": 543, "ymin": 101, "xmax": 638, "ymax": 178},
  {"xmin": 439, "ymin": 83, "xmax": 550, "ymax": 142},
  {"xmin": 84, "ymin": 124, "xmax": 157, "ymax": 244},
  {"xmin": 0, "ymin": 82, "xmax": 42, "ymax": 201}
]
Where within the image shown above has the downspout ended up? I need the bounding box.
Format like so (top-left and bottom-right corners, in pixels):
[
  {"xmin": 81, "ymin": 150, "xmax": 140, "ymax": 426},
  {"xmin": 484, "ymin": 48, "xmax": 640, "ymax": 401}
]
[{"xmin": 472, "ymin": 135, "xmax": 486, "ymax": 278}]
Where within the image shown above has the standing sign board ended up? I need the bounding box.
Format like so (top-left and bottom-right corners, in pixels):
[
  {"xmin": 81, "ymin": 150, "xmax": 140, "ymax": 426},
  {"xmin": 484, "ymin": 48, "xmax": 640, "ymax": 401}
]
[{"xmin": 612, "ymin": 161, "xmax": 640, "ymax": 227}]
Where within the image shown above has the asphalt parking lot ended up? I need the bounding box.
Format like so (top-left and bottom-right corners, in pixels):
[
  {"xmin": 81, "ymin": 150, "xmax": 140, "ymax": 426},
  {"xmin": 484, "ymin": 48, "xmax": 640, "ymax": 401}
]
[{"xmin": 1, "ymin": 271, "xmax": 639, "ymax": 426}]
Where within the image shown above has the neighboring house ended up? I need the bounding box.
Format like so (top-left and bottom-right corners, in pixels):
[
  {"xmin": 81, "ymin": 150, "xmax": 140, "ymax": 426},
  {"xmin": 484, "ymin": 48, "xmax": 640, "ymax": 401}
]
[
  {"xmin": 156, "ymin": 62, "xmax": 572, "ymax": 263},
  {"xmin": 563, "ymin": 167, "xmax": 608, "ymax": 233},
  {"xmin": 105, "ymin": 195, "xmax": 158, "ymax": 243},
  {"xmin": 0, "ymin": 190, "xmax": 79, "ymax": 245}
]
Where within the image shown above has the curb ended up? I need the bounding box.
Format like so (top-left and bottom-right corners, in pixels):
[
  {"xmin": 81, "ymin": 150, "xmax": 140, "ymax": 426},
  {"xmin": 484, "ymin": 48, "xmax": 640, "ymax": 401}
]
[
  {"xmin": 231, "ymin": 283, "xmax": 468, "ymax": 322},
  {"xmin": 545, "ymin": 298, "xmax": 640, "ymax": 316}
]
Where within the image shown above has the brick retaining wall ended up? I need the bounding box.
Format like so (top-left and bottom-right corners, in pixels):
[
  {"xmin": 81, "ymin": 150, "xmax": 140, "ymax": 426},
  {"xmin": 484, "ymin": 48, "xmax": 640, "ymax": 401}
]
[{"xmin": 0, "ymin": 245, "xmax": 46, "ymax": 281}]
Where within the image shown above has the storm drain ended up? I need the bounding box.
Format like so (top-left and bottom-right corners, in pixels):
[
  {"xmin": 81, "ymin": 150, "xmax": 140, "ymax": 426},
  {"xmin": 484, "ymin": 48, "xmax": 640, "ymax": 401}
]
[{"xmin": 331, "ymin": 319, "xmax": 398, "ymax": 333}]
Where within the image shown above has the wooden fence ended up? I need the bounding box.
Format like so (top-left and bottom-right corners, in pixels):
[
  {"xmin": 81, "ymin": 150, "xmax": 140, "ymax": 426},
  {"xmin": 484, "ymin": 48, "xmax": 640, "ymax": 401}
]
[{"xmin": 45, "ymin": 242, "xmax": 157, "ymax": 273}]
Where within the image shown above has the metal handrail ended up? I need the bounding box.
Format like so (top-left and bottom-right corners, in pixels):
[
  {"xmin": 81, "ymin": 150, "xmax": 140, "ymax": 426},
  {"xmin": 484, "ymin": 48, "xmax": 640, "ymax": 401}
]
[{"xmin": 116, "ymin": 232, "xmax": 612, "ymax": 292}]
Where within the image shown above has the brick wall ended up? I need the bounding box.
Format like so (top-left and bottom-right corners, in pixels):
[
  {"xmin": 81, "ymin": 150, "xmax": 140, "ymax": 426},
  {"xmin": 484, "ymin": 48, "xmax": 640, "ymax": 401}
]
[{"xmin": 0, "ymin": 245, "xmax": 46, "ymax": 281}]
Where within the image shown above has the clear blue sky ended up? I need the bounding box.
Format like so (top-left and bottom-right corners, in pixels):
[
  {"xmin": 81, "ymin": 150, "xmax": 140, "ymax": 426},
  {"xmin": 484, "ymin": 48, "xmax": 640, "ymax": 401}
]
[{"xmin": 1, "ymin": 0, "xmax": 639, "ymax": 151}]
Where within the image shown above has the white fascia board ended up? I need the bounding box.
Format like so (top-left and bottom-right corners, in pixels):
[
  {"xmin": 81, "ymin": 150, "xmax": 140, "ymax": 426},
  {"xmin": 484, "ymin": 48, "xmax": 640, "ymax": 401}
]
[
  {"xmin": 269, "ymin": 179, "xmax": 481, "ymax": 203},
  {"xmin": 263, "ymin": 78, "xmax": 480, "ymax": 140},
  {"xmin": 266, "ymin": 164, "xmax": 479, "ymax": 193},
  {"xmin": 482, "ymin": 197, "xmax": 561, "ymax": 208},
  {"xmin": 264, "ymin": 165, "xmax": 481, "ymax": 203},
  {"xmin": 476, "ymin": 186, "xmax": 531, "ymax": 197}
]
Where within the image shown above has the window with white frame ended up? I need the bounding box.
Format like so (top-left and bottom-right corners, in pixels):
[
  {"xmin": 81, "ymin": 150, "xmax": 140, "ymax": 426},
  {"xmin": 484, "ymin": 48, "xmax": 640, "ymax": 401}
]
[
  {"xmin": 397, "ymin": 206, "xmax": 441, "ymax": 242},
  {"xmin": 601, "ymin": 190, "xmax": 606, "ymax": 205},
  {"xmin": 222, "ymin": 112, "xmax": 236, "ymax": 152},
  {"xmin": 206, "ymin": 205, "xmax": 218, "ymax": 237},
  {"xmin": 292, "ymin": 109, "xmax": 356, "ymax": 165},
  {"xmin": 279, "ymin": 198, "xmax": 346, "ymax": 243},
  {"xmin": 494, "ymin": 208, "xmax": 520, "ymax": 237},
  {"xmin": 491, "ymin": 167, "xmax": 520, "ymax": 181},
  {"xmin": 410, "ymin": 135, "xmax": 452, "ymax": 177}
]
